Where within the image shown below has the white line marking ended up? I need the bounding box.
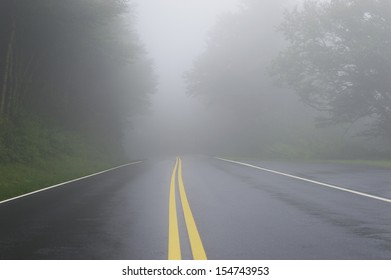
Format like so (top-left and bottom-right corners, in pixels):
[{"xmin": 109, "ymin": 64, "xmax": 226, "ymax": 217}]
[
  {"xmin": 0, "ymin": 161, "xmax": 142, "ymax": 205},
  {"xmin": 216, "ymin": 157, "xmax": 391, "ymax": 204}
]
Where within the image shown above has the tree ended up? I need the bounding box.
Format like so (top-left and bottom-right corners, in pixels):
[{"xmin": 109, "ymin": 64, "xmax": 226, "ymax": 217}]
[
  {"xmin": 0, "ymin": 0, "xmax": 155, "ymax": 162},
  {"xmin": 272, "ymin": 0, "xmax": 391, "ymax": 139},
  {"xmin": 185, "ymin": 0, "xmax": 317, "ymax": 157}
]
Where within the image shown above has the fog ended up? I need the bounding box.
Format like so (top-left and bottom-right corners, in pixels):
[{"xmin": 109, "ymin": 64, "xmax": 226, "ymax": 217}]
[
  {"xmin": 125, "ymin": 0, "xmax": 240, "ymax": 158},
  {"xmin": 3, "ymin": 0, "xmax": 390, "ymax": 163},
  {"xmin": 125, "ymin": 0, "xmax": 307, "ymax": 159},
  {"xmin": 2, "ymin": 0, "xmax": 391, "ymax": 263},
  {"xmin": 124, "ymin": 0, "xmax": 391, "ymax": 160}
]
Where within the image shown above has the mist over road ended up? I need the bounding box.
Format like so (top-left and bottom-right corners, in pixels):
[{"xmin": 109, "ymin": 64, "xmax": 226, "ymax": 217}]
[{"xmin": 0, "ymin": 156, "xmax": 390, "ymax": 260}]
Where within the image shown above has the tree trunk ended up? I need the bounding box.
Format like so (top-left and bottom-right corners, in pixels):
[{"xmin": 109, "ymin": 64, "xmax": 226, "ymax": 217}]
[
  {"xmin": 12, "ymin": 51, "xmax": 22, "ymax": 117},
  {"xmin": 7, "ymin": 48, "xmax": 17, "ymax": 119},
  {"xmin": 0, "ymin": 19, "xmax": 15, "ymax": 117},
  {"xmin": 15, "ymin": 53, "xmax": 36, "ymax": 116}
]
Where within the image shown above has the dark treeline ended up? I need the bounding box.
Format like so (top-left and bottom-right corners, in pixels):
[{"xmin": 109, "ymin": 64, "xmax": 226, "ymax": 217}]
[
  {"xmin": 186, "ymin": 0, "xmax": 391, "ymax": 159},
  {"xmin": 0, "ymin": 0, "xmax": 154, "ymax": 163}
]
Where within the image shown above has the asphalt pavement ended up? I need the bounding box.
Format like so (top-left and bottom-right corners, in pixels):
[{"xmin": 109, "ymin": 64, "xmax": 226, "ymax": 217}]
[{"xmin": 0, "ymin": 156, "xmax": 390, "ymax": 259}]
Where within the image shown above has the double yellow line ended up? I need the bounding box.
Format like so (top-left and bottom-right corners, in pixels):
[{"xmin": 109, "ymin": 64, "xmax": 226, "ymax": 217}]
[{"xmin": 168, "ymin": 157, "xmax": 207, "ymax": 260}]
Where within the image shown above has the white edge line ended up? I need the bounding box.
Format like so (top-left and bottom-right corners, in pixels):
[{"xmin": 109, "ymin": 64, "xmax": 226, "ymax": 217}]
[
  {"xmin": 215, "ymin": 157, "xmax": 391, "ymax": 204},
  {"xmin": 0, "ymin": 161, "xmax": 142, "ymax": 205}
]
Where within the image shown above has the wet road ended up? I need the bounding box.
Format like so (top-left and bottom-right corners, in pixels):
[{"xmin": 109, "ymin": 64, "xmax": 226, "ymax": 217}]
[{"xmin": 0, "ymin": 156, "xmax": 390, "ymax": 259}]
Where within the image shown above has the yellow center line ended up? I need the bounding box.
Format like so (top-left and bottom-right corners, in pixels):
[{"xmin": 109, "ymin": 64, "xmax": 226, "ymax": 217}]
[
  {"xmin": 168, "ymin": 157, "xmax": 207, "ymax": 260},
  {"xmin": 177, "ymin": 157, "xmax": 207, "ymax": 260},
  {"xmin": 168, "ymin": 157, "xmax": 181, "ymax": 260}
]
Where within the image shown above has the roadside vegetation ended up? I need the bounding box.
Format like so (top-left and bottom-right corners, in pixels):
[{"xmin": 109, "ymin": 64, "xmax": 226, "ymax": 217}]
[
  {"xmin": 186, "ymin": 0, "xmax": 391, "ymax": 161},
  {"xmin": 0, "ymin": 153, "xmax": 124, "ymax": 202},
  {"xmin": 0, "ymin": 0, "xmax": 154, "ymax": 201}
]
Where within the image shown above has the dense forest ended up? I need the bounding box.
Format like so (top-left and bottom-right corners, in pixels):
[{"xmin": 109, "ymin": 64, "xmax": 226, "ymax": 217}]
[
  {"xmin": 186, "ymin": 0, "xmax": 391, "ymax": 159},
  {"xmin": 0, "ymin": 0, "xmax": 154, "ymax": 164}
]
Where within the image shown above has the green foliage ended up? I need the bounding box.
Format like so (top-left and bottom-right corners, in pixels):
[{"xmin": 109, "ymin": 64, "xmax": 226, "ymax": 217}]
[
  {"xmin": 0, "ymin": 154, "xmax": 126, "ymax": 202},
  {"xmin": 0, "ymin": 0, "xmax": 154, "ymax": 145},
  {"xmin": 272, "ymin": 0, "xmax": 391, "ymax": 139},
  {"xmin": 0, "ymin": 116, "xmax": 123, "ymax": 164},
  {"xmin": 0, "ymin": 115, "xmax": 129, "ymax": 201},
  {"xmin": 0, "ymin": 1, "xmax": 153, "ymax": 200},
  {"xmin": 0, "ymin": 0, "xmax": 154, "ymax": 164}
]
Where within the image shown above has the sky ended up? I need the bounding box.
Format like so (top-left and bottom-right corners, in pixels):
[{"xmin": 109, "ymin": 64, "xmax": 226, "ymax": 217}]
[
  {"xmin": 126, "ymin": 0, "xmax": 240, "ymax": 158},
  {"xmin": 133, "ymin": 0, "xmax": 239, "ymax": 83}
]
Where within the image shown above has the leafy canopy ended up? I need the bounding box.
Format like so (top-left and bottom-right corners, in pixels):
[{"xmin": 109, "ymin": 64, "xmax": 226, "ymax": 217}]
[{"xmin": 272, "ymin": 0, "xmax": 391, "ymax": 138}]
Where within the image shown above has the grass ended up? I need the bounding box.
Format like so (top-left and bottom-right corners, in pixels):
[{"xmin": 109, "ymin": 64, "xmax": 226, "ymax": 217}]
[
  {"xmin": 0, "ymin": 116, "xmax": 133, "ymax": 202},
  {"xmin": 0, "ymin": 155, "xmax": 125, "ymax": 202}
]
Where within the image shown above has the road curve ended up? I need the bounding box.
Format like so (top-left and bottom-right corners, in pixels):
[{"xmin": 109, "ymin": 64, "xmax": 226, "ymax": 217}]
[{"xmin": 0, "ymin": 156, "xmax": 390, "ymax": 259}]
